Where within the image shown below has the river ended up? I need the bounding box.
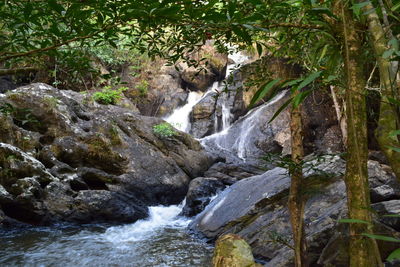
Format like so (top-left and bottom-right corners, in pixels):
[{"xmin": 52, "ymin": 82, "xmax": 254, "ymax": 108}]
[{"xmin": 0, "ymin": 202, "xmax": 212, "ymax": 267}]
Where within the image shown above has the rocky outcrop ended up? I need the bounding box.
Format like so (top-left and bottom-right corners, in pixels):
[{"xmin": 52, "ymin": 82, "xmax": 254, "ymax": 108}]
[
  {"xmin": 0, "ymin": 83, "xmax": 211, "ymax": 226},
  {"xmin": 190, "ymin": 156, "xmax": 400, "ymax": 266},
  {"xmin": 212, "ymin": 234, "xmax": 262, "ymax": 267},
  {"xmin": 180, "ymin": 42, "xmax": 228, "ymax": 92},
  {"xmin": 190, "ymin": 91, "xmax": 218, "ymax": 138},
  {"xmin": 200, "ymin": 87, "xmax": 342, "ymax": 165},
  {"xmin": 181, "ymin": 177, "xmax": 226, "ymax": 217}
]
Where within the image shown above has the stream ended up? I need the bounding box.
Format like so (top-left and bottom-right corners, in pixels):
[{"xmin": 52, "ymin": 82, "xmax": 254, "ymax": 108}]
[
  {"xmin": 0, "ymin": 202, "xmax": 213, "ymax": 267},
  {"xmin": 0, "ymin": 51, "xmax": 249, "ymax": 267}
]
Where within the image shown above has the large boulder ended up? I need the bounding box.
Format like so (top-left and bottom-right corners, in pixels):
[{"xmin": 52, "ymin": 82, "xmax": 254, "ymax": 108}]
[
  {"xmin": 190, "ymin": 91, "xmax": 219, "ymax": 138},
  {"xmin": 190, "ymin": 156, "xmax": 400, "ymax": 266},
  {"xmin": 181, "ymin": 177, "xmax": 226, "ymax": 217},
  {"xmin": 212, "ymin": 234, "xmax": 262, "ymax": 267},
  {"xmin": 0, "ymin": 83, "xmax": 211, "ymax": 225},
  {"xmin": 180, "ymin": 41, "xmax": 228, "ymax": 92}
]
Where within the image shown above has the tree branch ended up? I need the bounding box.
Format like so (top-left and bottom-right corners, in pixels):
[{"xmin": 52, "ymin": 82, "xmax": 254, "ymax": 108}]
[{"xmin": 0, "ymin": 67, "xmax": 38, "ymax": 76}]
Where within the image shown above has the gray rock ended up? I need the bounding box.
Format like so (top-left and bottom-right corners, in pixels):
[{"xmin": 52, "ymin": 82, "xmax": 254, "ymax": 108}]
[
  {"xmin": 372, "ymin": 200, "xmax": 400, "ymax": 231},
  {"xmin": 181, "ymin": 177, "xmax": 226, "ymax": 217},
  {"xmin": 0, "ymin": 83, "xmax": 211, "ymax": 225},
  {"xmin": 190, "ymin": 156, "xmax": 400, "ymax": 266},
  {"xmin": 190, "ymin": 92, "xmax": 218, "ymax": 138}
]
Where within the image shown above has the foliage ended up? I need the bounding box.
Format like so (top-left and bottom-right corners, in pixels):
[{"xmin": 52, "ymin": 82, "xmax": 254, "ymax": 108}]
[
  {"xmin": 153, "ymin": 122, "xmax": 176, "ymax": 138},
  {"xmin": 93, "ymin": 86, "xmax": 128, "ymax": 105},
  {"xmin": 136, "ymin": 80, "xmax": 149, "ymax": 97}
]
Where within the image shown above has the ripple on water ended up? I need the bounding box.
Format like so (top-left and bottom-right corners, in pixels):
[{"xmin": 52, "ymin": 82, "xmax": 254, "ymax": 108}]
[{"xmin": 0, "ymin": 203, "xmax": 213, "ymax": 267}]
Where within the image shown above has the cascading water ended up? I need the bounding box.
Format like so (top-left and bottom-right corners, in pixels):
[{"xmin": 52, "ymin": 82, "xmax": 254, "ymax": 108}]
[
  {"xmin": 165, "ymin": 91, "xmax": 203, "ymax": 132},
  {"xmin": 200, "ymin": 90, "xmax": 288, "ymax": 162},
  {"xmin": 164, "ymin": 50, "xmax": 249, "ymax": 134},
  {"xmin": 0, "ymin": 201, "xmax": 213, "ymax": 267}
]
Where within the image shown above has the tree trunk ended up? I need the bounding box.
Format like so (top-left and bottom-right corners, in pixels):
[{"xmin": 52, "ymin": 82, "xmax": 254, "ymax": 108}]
[
  {"xmin": 288, "ymin": 89, "xmax": 307, "ymax": 267},
  {"xmin": 360, "ymin": 1, "xmax": 400, "ymax": 181},
  {"xmin": 332, "ymin": 1, "xmax": 383, "ymax": 266}
]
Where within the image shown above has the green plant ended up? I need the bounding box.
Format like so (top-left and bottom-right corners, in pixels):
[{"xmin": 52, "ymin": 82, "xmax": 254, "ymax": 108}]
[
  {"xmin": 93, "ymin": 86, "xmax": 128, "ymax": 105},
  {"xmin": 136, "ymin": 80, "xmax": 149, "ymax": 97},
  {"xmin": 153, "ymin": 122, "xmax": 177, "ymax": 138},
  {"xmin": 0, "ymin": 103, "xmax": 15, "ymax": 115}
]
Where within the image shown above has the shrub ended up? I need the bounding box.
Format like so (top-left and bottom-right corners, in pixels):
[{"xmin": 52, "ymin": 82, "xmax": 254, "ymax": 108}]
[
  {"xmin": 153, "ymin": 122, "xmax": 176, "ymax": 138},
  {"xmin": 93, "ymin": 86, "xmax": 128, "ymax": 105}
]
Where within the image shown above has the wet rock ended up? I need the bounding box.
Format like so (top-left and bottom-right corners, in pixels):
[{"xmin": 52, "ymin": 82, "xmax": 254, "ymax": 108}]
[
  {"xmin": 190, "ymin": 91, "xmax": 218, "ymax": 138},
  {"xmin": 190, "ymin": 156, "xmax": 400, "ymax": 266},
  {"xmin": 203, "ymin": 162, "xmax": 265, "ymax": 185},
  {"xmin": 181, "ymin": 177, "xmax": 226, "ymax": 217},
  {"xmin": 212, "ymin": 234, "xmax": 262, "ymax": 267},
  {"xmin": 0, "ymin": 83, "xmax": 211, "ymax": 225}
]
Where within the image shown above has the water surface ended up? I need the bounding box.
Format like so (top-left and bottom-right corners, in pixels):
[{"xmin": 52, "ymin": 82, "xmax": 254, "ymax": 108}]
[{"xmin": 0, "ymin": 204, "xmax": 213, "ymax": 267}]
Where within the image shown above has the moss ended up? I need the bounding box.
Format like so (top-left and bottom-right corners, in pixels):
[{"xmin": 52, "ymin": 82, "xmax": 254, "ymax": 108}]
[
  {"xmin": 108, "ymin": 125, "xmax": 122, "ymax": 146},
  {"xmin": 212, "ymin": 234, "xmax": 262, "ymax": 267},
  {"xmin": 43, "ymin": 96, "xmax": 59, "ymax": 111}
]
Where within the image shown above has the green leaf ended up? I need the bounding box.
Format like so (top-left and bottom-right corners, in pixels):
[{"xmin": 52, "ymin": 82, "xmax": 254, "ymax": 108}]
[
  {"xmin": 249, "ymin": 78, "xmax": 281, "ymax": 108},
  {"xmin": 293, "ymin": 89, "xmax": 312, "ymax": 108},
  {"xmin": 383, "ymin": 49, "xmax": 394, "ymax": 59},
  {"xmin": 269, "ymin": 97, "xmax": 292, "ymax": 123},
  {"xmin": 389, "ymin": 130, "xmax": 400, "ymax": 137},
  {"xmin": 338, "ymin": 218, "xmax": 371, "ymax": 225},
  {"xmin": 351, "ymin": 1, "xmax": 370, "ymax": 17},
  {"xmin": 387, "ymin": 146, "xmax": 400, "ymax": 153},
  {"xmin": 387, "ymin": 248, "xmax": 400, "ymax": 262},
  {"xmin": 281, "ymin": 78, "xmax": 302, "ymax": 88},
  {"xmin": 391, "ymin": 2, "xmax": 400, "ymax": 12},
  {"xmin": 362, "ymin": 233, "xmax": 400, "ymax": 243},
  {"xmin": 48, "ymin": 0, "xmax": 64, "ymax": 14},
  {"xmin": 389, "ymin": 37, "xmax": 399, "ymax": 51},
  {"xmin": 295, "ymin": 71, "xmax": 322, "ymax": 92},
  {"xmin": 387, "ymin": 97, "xmax": 400, "ymax": 107}
]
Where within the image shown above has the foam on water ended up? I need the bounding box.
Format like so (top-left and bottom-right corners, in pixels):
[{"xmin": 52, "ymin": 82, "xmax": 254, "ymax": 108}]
[{"xmin": 102, "ymin": 201, "xmax": 190, "ymax": 245}]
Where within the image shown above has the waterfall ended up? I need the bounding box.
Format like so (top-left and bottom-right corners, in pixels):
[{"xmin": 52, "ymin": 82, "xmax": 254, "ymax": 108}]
[
  {"xmin": 165, "ymin": 91, "xmax": 203, "ymax": 132},
  {"xmin": 164, "ymin": 50, "xmax": 249, "ymax": 134},
  {"xmin": 200, "ymin": 90, "xmax": 288, "ymax": 162}
]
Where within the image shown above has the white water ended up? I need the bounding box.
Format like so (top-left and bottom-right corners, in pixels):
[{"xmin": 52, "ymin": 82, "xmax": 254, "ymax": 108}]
[
  {"xmin": 164, "ymin": 50, "xmax": 249, "ymax": 134},
  {"xmin": 102, "ymin": 201, "xmax": 190, "ymax": 246},
  {"xmin": 201, "ymin": 90, "xmax": 288, "ymax": 161},
  {"xmin": 1, "ymin": 200, "xmax": 213, "ymax": 266},
  {"xmin": 165, "ymin": 91, "xmax": 203, "ymax": 132}
]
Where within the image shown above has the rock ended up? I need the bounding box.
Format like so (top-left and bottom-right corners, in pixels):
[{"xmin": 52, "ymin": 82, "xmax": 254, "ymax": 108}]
[
  {"xmin": 372, "ymin": 200, "xmax": 400, "ymax": 231},
  {"xmin": 190, "ymin": 156, "xmax": 400, "ymax": 266},
  {"xmin": 181, "ymin": 65, "xmax": 217, "ymax": 92},
  {"xmin": 190, "ymin": 91, "xmax": 218, "ymax": 138},
  {"xmin": 0, "ymin": 83, "xmax": 211, "ymax": 225},
  {"xmin": 212, "ymin": 234, "xmax": 262, "ymax": 267},
  {"xmin": 181, "ymin": 177, "xmax": 226, "ymax": 217},
  {"xmin": 0, "ymin": 76, "xmax": 16, "ymax": 94},
  {"xmin": 180, "ymin": 42, "xmax": 228, "ymax": 92},
  {"xmin": 203, "ymin": 162, "xmax": 265, "ymax": 185},
  {"xmin": 200, "ymin": 90, "xmax": 291, "ymax": 164},
  {"xmin": 368, "ymin": 160, "xmax": 400, "ymax": 202}
]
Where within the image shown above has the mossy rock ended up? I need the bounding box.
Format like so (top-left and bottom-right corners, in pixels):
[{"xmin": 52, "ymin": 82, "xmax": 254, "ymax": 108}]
[{"xmin": 212, "ymin": 234, "xmax": 262, "ymax": 267}]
